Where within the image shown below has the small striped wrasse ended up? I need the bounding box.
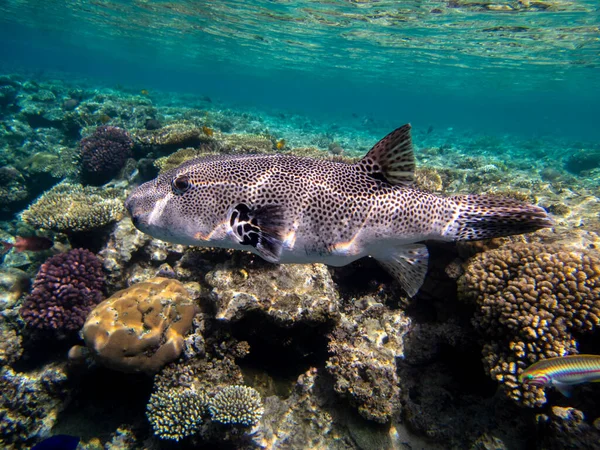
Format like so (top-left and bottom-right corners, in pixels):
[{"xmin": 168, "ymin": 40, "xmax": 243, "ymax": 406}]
[{"xmin": 519, "ymin": 354, "xmax": 600, "ymax": 397}]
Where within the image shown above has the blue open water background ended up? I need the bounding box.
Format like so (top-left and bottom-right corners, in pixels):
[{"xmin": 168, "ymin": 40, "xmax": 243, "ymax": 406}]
[{"xmin": 1, "ymin": 0, "xmax": 599, "ymax": 141}]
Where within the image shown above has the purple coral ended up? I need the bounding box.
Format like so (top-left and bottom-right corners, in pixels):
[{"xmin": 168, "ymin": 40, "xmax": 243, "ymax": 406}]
[
  {"xmin": 20, "ymin": 248, "xmax": 105, "ymax": 333},
  {"xmin": 80, "ymin": 125, "xmax": 133, "ymax": 185}
]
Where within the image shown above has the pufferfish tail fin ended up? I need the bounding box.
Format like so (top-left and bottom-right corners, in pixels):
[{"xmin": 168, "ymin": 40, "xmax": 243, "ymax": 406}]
[{"xmin": 444, "ymin": 195, "xmax": 553, "ymax": 241}]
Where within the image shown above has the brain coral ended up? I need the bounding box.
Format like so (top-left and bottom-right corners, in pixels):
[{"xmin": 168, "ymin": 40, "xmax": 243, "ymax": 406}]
[
  {"xmin": 458, "ymin": 242, "xmax": 600, "ymax": 407},
  {"xmin": 19, "ymin": 248, "xmax": 105, "ymax": 333},
  {"xmin": 21, "ymin": 182, "xmax": 123, "ymax": 233},
  {"xmin": 208, "ymin": 385, "xmax": 264, "ymax": 427},
  {"xmin": 80, "ymin": 125, "xmax": 133, "ymax": 184},
  {"xmin": 82, "ymin": 277, "xmax": 197, "ymax": 373},
  {"xmin": 146, "ymin": 387, "xmax": 207, "ymax": 441}
]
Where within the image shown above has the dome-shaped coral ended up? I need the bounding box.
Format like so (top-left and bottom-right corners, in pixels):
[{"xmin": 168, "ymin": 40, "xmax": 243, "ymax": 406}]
[
  {"xmin": 80, "ymin": 125, "xmax": 133, "ymax": 185},
  {"xmin": 458, "ymin": 242, "xmax": 600, "ymax": 407},
  {"xmin": 20, "ymin": 248, "xmax": 105, "ymax": 333},
  {"xmin": 82, "ymin": 277, "xmax": 197, "ymax": 373},
  {"xmin": 208, "ymin": 385, "xmax": 264, "ymax": 427}
]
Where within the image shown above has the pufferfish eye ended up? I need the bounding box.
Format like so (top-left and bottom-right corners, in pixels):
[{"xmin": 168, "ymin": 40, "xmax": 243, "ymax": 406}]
[{"xmin": 171, "ymin": 175, "xmax": 191, "ymax": 194}]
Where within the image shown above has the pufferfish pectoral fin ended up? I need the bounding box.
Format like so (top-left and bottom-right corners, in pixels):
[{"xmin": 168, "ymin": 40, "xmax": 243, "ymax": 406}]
[
  {"xmin": 229, "ymin": 203, "xmax": 287, "ymax": 263},
  {"xmin": 374, "ymin": 243, "xmax": 429, "ymax": 297}
]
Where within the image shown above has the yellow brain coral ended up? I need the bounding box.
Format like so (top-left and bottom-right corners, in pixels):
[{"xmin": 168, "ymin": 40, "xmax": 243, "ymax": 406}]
[
  {"xmin": 459, "ymin": 242, "xmax": 600, "ymax": 407},
  {"xmin": 82, "ymin": 277, "xmax": 197, "ymax": 373}
]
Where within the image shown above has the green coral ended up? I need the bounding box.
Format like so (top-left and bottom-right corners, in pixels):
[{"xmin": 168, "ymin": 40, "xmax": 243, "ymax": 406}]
[
  {"xmin": 19, "ymin": 149, "xmax": 78, "ymax": 178},
  {"xmin": 21, "ymin": 182, "xmax": 124, "ymax": 232},
  {"xmin": 146, "ymin": 387, "xmax": 207, "ymax": 441},
  {"xmin": 208, "ymin": 385, "xmax": 264, "ymax": 427},
  {"xmin": 458, "ymin": 242, "xmax": 600, "ymax": 407},
  {"xmin": 0, "ymin": 167, "xmax": 28, "ymax": 206}
]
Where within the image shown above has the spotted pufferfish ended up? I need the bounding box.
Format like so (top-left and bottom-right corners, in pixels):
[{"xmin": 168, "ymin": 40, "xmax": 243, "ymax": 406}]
[{"xmin": 125, "ymin": 124, "xmax": 552, "ymax": 297}]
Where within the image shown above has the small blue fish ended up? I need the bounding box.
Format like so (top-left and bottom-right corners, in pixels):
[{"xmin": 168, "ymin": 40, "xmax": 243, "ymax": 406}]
[{"xmin": 32, "ymin": 435, "xmax": 80, "ymax": 450}]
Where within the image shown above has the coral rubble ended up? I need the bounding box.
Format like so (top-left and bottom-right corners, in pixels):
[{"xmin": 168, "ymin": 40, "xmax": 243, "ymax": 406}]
[
  {"xmin": 327, "ymin": 296, "xmax": 410, "ymax": 423},
  {"xmin": 0, "ymin": 363, "xmax": 70, "ymax": 449},
  {"xmin": 205, "ymin": 257, "xmax": 340, "ymax": 325}
]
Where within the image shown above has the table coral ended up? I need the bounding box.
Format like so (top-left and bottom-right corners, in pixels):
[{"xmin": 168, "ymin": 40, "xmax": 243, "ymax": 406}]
[
  {"xmin": 19, "ymin": 248, "xmax": 105, "ymax": 333},
  {"xmin": 132, "ymin": 122, "xmax": 204, "ymax": 151},
  {"xmin": 21, "ymin": 182, "xmax": 124, "ymax": 233},
  {"xmin": 79, "ymin": 125, "xmax": 133, "ymax": 185},
  {"xmin": 81, "ymin": 277, "xmax": 197, "ymax": 373},
  {"xmin": 458, "ymin": 242, "xmax": 600, "ymax": 407},
  {"xmin": 326, "ymin": 296, "xmax": 411, "ymax": 423}
]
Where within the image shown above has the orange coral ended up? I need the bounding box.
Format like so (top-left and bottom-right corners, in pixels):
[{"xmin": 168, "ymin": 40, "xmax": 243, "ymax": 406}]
[{"xmin": 82, "ymin": 277, "xmax": 197, "ymax": 373}]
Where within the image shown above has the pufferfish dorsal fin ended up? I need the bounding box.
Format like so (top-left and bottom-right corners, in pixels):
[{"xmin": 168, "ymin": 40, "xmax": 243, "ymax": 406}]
[
  {"xmin": 229, "ymin": 203, "xmax": 286, "ymax": 262},
  {"xmin": 358, "ymin": 123, "xmax": 415, "ymax": 185}
]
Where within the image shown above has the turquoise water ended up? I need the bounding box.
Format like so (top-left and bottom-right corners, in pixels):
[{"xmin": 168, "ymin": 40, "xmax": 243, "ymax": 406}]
[
  {"xmin": 1, "ymin": 2, "xmax": 600, "ymax": 449},
  {"xmin": 1, "ymin": 0, "xmax": 599, "ymax": 139}
]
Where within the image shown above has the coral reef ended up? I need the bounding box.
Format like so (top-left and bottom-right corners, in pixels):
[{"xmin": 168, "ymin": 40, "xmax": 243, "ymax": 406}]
[
  {"xmin": 19, "ymin": 248, "xmax": 105, "ymax": 334},
  {"xmin": 209, "ymin": 385, "xmax": 264, "ymax": 426},
  {"xmin": 536, "ymin": 406, "xmax": 600, "ymax": 449},
  {"xmin": 0, "ymin": 166, "xmax": 28, "ymax": 208},
  {"xmin": 154, "ymin": 147, "xmax": 210, "ymax": 174},
  {"xmin": 326, "ymin": 296, "xmax": 411, "ymax": 423},
  {"xmin": 0, "ymin": 363, "xmax": 70, "ymax": 449},
  {"xmin": 458, "ymin": 242, "xmax": 600, "ymax": 407},
  {"xmin": 79, "ymin": 277, "xmax": 197, "ymax": 373},
  {"xmin": 0, "ymin": 323, "xmax": 22, "ymax": 366},
  {"xmin": 79, "ymin": 125, "xmax": 133, "ymax": 185},
  {"xmin": 21, "ymin": 182, "xmax": 124, "ymax": 233},
  {"xmin": 414, "ymin": 167, "xmax": 443, "ymax": 192},
  {"xmin": 131, "ymin": 122, "xmax": 204, "ymax": 151},
  {"xmin": 19, "ymin": 149, "xmax": 78, "ymax": 180},
  {"xmin": 205, "ymin": 257, "xmax": 340, "ymax": 325},
  {"xmin": 220, "ymin": 133, "xmax": 274, "ymax": 154},
  {"xmin": 146, "ymin": 387, "xmax": 207, "ymax": 441},
  {"xmin": 0, "ymin": 268, "xmax": 30, "ymax": 312},
  {"xmin": 565, "ymin": 149, "xmax": 600, "ymax": 175},
  {"xmin": 98, "ymin": 217, "xmax": 152, "ymax": 290}
]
